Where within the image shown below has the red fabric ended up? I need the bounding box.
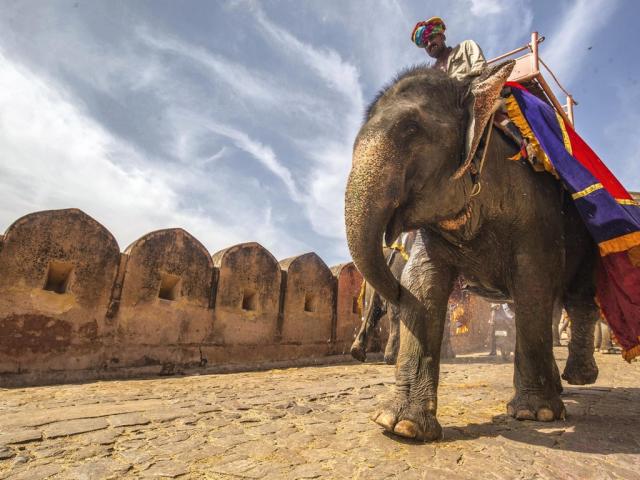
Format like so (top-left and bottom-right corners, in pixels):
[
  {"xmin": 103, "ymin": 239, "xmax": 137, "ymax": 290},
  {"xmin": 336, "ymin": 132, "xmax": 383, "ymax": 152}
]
[
  {"xmin": 506, "ymin": 80, "xmax": 631, "ymax": 199},
  {"xmin": 564, "ymin": 122, "xmax": 632, "ymax": 200},
  {"xmin": 596, "ymin": 252, "xmax": 640, "ymax": 352},
  {"xmin": 505, "ymin": 81, "xmax": 527, "ymax": 91}
]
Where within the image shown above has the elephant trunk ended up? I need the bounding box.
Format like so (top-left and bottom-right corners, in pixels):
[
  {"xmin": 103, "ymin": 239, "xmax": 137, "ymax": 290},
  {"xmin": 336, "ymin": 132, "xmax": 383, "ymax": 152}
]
[{"xmin": 345, "ymin": 132, "xmax": 403, "ymax": 304}]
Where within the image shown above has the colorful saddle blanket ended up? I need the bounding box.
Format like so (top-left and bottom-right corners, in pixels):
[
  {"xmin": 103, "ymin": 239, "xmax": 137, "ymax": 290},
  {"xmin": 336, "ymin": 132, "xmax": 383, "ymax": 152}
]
[{"xmin": 505, "ymin": 82, "xmax": 640, "ymax": 361}]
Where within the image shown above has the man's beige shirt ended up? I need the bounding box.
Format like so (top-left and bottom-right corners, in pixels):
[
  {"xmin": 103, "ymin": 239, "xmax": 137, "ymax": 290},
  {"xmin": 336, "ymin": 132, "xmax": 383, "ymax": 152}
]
[{"xmin": 446, "ymin": 40, "xmax": 487, "ymax": 81}]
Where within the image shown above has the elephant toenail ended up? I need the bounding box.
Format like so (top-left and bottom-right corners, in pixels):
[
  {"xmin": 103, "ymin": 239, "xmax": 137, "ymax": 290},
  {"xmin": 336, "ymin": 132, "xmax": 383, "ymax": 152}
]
[
  {"xmin": 374, "ymin": 412, "xmax": 396, "ymax": 431},
  {"xmin": 516, "ymin": 409, "xmax": 536, "ymax": 421},
  {"xmin": 536, "ymin": 408, "xmax": 554, "ymax": 422},
  {"xmin": 394, "ymin": 420, "xmax": 418, "ymax": 438}
]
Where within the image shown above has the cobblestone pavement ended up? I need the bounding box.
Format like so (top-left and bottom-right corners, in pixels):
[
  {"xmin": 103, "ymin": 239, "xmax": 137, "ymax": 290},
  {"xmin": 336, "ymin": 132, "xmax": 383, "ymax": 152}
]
[{"xmin": 1, "ymin": 348, "xmax": 639, "ymax": 479}]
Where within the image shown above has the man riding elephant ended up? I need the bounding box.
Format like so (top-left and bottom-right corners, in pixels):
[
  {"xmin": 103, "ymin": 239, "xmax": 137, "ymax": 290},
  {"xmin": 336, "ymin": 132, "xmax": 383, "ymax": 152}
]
[
  {"xmin": 413, "ymin": 17, "xmax": 526, "ymax": 151},
  {"xmin": 411, "ymin": 17, "xmax": 486, "ymax": 81},
  {"xmin": 344, "ymin": 57, "xmax": 601, "ymax": 441}
]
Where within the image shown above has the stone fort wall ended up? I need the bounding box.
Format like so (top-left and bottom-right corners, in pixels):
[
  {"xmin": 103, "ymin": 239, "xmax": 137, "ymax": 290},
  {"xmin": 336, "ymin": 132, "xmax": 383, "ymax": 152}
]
[
  {"xmin": 0, "ymin": 209, "xmax": 365, "ymax": 386},
  {"xmin": 0, "ymin": 208, "xmax": 506, "ymax": 386}
]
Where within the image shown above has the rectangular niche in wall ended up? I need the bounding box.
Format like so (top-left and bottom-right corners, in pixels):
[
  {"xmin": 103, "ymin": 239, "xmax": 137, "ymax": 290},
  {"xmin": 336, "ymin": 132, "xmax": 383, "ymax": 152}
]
[
  {"xmin": 43, "ymin": 260, "xmax": 74, "ymax": 294},
  {"xmin": 352, "ymin": 296, "xmax": 360, "ymax": 315},
  {"xmin": 158, "ymin": 272, "xmax": 181, "ymax": 301},
  {"xmin": 304, "ymin": 292, "xmax": 317, "ymax": 312},
  {"xmin": 242, "ymin": 289, "xmax": 257, "ymax": 311}
]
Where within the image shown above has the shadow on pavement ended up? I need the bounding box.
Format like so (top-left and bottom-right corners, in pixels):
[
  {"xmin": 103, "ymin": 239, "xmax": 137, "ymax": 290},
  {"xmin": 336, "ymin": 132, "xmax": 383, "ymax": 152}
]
[{"xmin": 437, "ymin": 386, "xmax": 640, "ymax": 455}]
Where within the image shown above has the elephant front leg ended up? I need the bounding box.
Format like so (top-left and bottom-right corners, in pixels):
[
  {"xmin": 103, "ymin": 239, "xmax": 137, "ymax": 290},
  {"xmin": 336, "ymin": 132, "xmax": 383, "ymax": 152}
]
[
  {"xmin": 508, "ymin": 284, "xmax": 565, "ymax": 422},
  {"xmin": 372, "ymin": 258, "xmax": 455, "ymax": 441}
]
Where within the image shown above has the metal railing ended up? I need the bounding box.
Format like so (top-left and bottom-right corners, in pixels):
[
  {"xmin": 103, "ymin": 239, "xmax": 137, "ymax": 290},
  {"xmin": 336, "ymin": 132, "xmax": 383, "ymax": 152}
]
[{"xmin": 488, "ymin": 32, "xmax": 577, "ymax": 126}]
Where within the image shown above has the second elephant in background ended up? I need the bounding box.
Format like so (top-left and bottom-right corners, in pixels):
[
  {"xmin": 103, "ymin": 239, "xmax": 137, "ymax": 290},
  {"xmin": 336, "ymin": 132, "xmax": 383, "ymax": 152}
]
[{"xmin": 350, "ymin": 231, "xmax": 455, "ymax": 364}]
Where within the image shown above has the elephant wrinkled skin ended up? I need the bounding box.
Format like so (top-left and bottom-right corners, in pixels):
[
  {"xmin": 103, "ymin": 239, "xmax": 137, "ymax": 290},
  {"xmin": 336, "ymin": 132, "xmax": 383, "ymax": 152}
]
[{"xmin": 344, "ymin": 63, "xmax": 599, "ymax": 441}]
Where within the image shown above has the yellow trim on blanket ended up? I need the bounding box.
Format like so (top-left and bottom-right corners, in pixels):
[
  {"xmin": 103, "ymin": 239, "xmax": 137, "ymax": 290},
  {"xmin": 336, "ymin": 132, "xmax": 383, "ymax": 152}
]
[
  {"xmin": 617, "ymin": 198, "xmax": 639, "ymax": 206},
  {"xmin": 622, "ymin": 343, "xmax": 640, "ymax": 362},
  {"xmin": 572, "ymin": 183, "xmax": 603, "ymax": 200},
  {"xmin": 598, "ymin": 231, "xmax": 640, "ymax": 256},
  {"xmin": 556, "ymin": 111, "xmax": 573, "ymax": 155},
  {"xmin": 505, "ymin": 95, "xmax": 557, "ymax": 176}
]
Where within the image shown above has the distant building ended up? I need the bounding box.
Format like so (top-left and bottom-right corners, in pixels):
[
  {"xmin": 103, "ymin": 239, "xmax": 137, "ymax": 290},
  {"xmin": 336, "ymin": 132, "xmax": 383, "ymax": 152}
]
[{"xmin": 632, "ymin": 191, "xmax": 639, "ymax": 203}]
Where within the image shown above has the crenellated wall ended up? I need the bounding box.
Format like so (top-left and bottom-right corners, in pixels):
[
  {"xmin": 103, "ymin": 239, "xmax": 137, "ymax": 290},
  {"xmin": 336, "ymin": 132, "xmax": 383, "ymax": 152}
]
[{"xmin": 0, "ymin": 209, "xmax": 364, "ymax": 385}]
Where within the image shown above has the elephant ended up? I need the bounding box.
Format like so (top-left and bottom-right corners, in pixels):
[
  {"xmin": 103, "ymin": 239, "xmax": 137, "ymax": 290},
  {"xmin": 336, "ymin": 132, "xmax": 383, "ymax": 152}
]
[
  {"xmin": 350, "ymin": 233, "xmax": 456, "ymax": 365},
  {"xmin": 350, "ymin": 242, "xmax": 409, "ymax": 365},
  {"xmin": 344, "ymin": 61, "xmax": 600, "ymax": 441}
]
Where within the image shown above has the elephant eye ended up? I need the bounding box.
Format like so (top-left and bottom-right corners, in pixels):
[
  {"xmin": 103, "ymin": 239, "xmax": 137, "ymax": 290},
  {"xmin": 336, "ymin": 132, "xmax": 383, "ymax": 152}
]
[{"xmin": 404, "ymin": 121, "xmax": 421, "ymax": 136}]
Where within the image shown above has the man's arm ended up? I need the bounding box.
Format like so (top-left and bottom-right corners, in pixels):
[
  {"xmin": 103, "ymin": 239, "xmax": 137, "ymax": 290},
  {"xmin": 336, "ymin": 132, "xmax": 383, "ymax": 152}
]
[{"xmin": 460, "ymin": 39, "xmax": 487, "ymax": 77}]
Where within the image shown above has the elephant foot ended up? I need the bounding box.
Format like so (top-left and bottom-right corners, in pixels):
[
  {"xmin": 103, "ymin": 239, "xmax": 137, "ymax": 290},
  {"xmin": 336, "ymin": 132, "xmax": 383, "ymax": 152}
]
[
  {"xmin": 350, "ymin": 342, "xmax": 367, "ymax": 363},
  {"xmin": 383, "ymin": 350, "xmax": 397, "ymax": 365},
  {"xmin": 384, "ymin": 340, "xmax": 399, "ymax": 365},
  {"xmin": 383, "ymin": 354, "xmax": 397, "ymax": 365},
  {"xmin": 561, "ymin": 354, "xmax": 598, "ymax": 385},
  {"xmin": 371, "ymin": 401, "xmax": 442, "ymax": 442},
  {"xmin": 507, "ymin": 392, "xmax": 565, "ymax": 422}
]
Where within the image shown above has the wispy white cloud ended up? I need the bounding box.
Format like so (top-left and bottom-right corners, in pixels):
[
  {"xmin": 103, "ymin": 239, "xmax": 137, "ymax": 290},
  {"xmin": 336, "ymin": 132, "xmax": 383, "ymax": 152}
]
[
  {"xmin": 603, "ymin": 81, "xmax": 640, "ymax": 191},
  {"xmin": 137, "ymin": 27, "xmax": 279, "ymax": 106},
  {"xmin": 470, "ymin": 0, "xmax": 504, "ymax": 16},
  {"xmin": 204, "ymin": 119, "xmax": 303, "ymax": 203},
  {"xmin": 0, "ymin": 0, "xmax": 633, "ymax": 267},
  {"xmin": 543, "ymin": 0, "xmax": 619, "ymax": 88},
  {"xmin": 0, "ymin": 51, "xmax": 309, "ymax": 259},
  {"xmin": 240, "ymin": 2, "xmax": 366, "ymax": 250}
]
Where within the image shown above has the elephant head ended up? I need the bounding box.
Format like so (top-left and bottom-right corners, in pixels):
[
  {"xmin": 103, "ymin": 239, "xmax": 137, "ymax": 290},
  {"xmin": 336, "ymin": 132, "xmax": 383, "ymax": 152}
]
[{"xmin": 345, "ymin": 62, "xmax": 514, "ymax": 303}]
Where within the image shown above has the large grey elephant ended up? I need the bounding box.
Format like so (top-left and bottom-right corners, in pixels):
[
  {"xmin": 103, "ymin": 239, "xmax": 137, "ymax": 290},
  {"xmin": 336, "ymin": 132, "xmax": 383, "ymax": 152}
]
[{"xmin": 344, "ymin": 62, "xmax": 600, "ymax": 441}]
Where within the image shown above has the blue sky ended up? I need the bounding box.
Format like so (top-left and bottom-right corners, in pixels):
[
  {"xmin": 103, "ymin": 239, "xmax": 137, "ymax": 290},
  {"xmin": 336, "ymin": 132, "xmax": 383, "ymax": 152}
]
[{"xmin": 0, "ymin": 0, "xmax": 637, "ymax": 265}]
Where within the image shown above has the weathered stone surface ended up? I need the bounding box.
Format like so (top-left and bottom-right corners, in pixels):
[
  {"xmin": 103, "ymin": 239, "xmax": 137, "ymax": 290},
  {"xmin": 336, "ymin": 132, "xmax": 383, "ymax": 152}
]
[
  {"xmin": 43, "ymin": 417, "xmax": 109, "ymax": 439},
  {"xmin": 107, "ymin": 412, "xmax": 150, "ymax": 427},
  {"xmin": 9, "ymin": 463, "xmax": 62, "ymax": 479},
  {"xmin": 82, "ymin": 428, "xmax": 121, "ymax": 445},
  {"xmin": 0, "ymin": 448, "xmax": 15, "ymax": 460},
  {"xmin": 1, "ymin": 348, "xmax": 639, "ymax": 479},
  {"xmin": 118, "ymin": 228, "xmax": 214, "ymax": 353},
  {"xmin": 280, "ymin": 253, "xmax": 335, "ymax": 345},
  {"xmin": 211, "ymin": 242, "xmax": 281, "ymax": 346},
  {"xmin": 65, "ymin": 459, "xmax": 131, "ymax": 480},
  {"xmin": 0, "ymin": 429, "xmax": 42, "ymax": 445},
  {"xmin": 0, "ymin": 209, "xmax": 121, "ymax": 374},
  {"xmin": 331, "ymin": 262, "xmax": 363, "ymax": 354},
  {"xmin": 140, "ymin": 460, "xmax": 188, "ymax": 478}
]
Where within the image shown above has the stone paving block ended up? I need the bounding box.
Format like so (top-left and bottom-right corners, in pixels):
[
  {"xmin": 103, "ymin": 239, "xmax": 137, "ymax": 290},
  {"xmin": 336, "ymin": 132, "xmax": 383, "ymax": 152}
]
[
  {"xmin": 0, "ymin": 447, "xmax": 15, "ymax": 460},
  {"xmin": 0, "ymin": 429, "xmax": 42, "ymax": 446},
  {"xmin": 64, "ymin": 459, "xmax": 132, "ymax": 480},
  {"xmin": 42, "ymin": 417, "xmax": 109, "ymax": 439},
  {"xmin": 71, "ymin": 444, "xmax": 111, "ymax": 461},
  {"xmin": 145, "ymin": 408, "xmax": 193, "ymax": 423},
  {"xmin": 82, "ymin": 428, "xmax": 122, "ymax": 445},
  {"xmin": 209, "ymin": 458, "xmax": 268, "ymax": 478},
  {"xmin": 1, "ymin": 349, "xmax": 639, "ymax": 479},
  {"xmin": 139, "ymin": 460, "xmax": 189, "ymax": 478},
  {"xmin": 107, "ymin": 413, "xmax": 150, "ymax": 428},
  {"xmin": 9, "ymin": 463, "xmax": 62, "ymax": 480}
]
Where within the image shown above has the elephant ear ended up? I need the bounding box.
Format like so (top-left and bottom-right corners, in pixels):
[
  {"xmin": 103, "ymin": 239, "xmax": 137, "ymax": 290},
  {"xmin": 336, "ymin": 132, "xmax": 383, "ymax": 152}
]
[{"xmin": 452, "ymin": 60, "xmax": 516, "ymax": 180}]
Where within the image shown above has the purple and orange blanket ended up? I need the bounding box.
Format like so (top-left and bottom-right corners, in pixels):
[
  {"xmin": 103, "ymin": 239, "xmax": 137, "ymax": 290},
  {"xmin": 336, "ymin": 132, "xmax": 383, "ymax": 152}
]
[{"xmin": 505, "ymin": 81, "xmax": 640, "ymax": 361}]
